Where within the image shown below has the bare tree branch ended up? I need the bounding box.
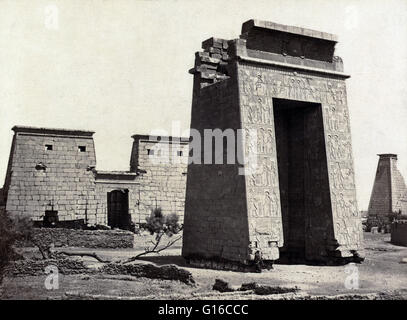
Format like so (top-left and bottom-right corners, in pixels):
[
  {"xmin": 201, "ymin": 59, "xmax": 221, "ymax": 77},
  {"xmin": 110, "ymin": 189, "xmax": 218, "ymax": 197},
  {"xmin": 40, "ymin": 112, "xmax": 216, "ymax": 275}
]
[
  {"xmin": 121, "ymin": 207, "xmax": 183, "ymax": 264},
  {"xmin": 31, "ymin": 238, "xmax": 51, "ymax": 259},
  {"xmin": 123, "ymin": 235, "xmax": 182, "ymax": 264}
]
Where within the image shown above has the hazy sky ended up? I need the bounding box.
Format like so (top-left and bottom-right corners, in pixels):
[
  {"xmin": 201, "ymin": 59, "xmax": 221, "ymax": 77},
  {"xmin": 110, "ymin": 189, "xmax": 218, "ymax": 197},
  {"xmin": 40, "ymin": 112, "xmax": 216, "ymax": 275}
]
[{"xmin": 1, "ymin": 0, "xmax": 406, "ymax": 210}]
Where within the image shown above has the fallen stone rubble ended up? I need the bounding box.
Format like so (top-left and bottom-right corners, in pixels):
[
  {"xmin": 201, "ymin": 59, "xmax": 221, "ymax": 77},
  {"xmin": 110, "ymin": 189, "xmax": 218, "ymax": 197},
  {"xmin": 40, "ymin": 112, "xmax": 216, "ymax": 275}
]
[
  {"xmin": 212, "ymin": 279, "xmax": 299, "ymax": 295},
  {"xmin": 6, "ymin": 258, "xmax": 90, "ymax": 276},
  {"xmin": 6, "ymin": 256, "xmax": 195, "ymax": 285},
  {"xmin": 61, "ymin": 290, "xmax": 405, "ymax": 300},
  {"xmin": 101, "ymin": 263, "xmax": 195, "ymax": 285},
  {"xmin": 16, "ymin": 228, "xmax": 135, "ymax": 249}
]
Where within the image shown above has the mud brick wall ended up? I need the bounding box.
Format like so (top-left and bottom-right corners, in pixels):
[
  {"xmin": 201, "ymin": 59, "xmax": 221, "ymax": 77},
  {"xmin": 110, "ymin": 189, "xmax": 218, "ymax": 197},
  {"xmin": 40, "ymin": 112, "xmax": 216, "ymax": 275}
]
[
  {"xmin": 7, "ymin": 258, "xmax": 90, "ymax": 277},
  {"xmin": 130, "ymin": 137, "xmax": 189, "ymax": 223},
  {"xmin": 4, "ymin": 127, "xmax": 99, "ymax": 222},
  {"xmin": 391, "ymin": 222, "xmax": 407, "ymax": 246},
  {"xmin": 29, "ymin": 227, "xmax": 135, "ymax": 248}
]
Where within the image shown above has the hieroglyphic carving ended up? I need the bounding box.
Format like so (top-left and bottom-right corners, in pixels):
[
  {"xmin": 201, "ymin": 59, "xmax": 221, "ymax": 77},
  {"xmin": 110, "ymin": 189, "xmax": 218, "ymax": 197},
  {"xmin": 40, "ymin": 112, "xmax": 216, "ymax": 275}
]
[
  {"xmin": 247, "ymin": 157, "xmax": 277, "ymax": 187},
  {"xmin": 331, "ymin": 192, "xmax": 359, "ymax": 219},
  {"xmin": 329, "ymin": 162, "xmax": 355, "ymax": 190},
  {"xmin": 247, "ymin": 187, "xmax": 280, "ymax": 218},
  {"xmin": 327, "ymin": 134, "xmax": 353, "ymax": 161},
  {"xmin": 241, "ymin": 97, "xmax": 274, "ymax": 125},
  {"xmin": 324, "ymin": 105, "xmax": 350, "ymax": 133},
  {"xmin": 249, "ymin": 219, "xmax": 280, "ymax": 240},
  {"xmin": 238, "ymin": 62, "xmax": 362, "ymax": 253},
  {"xmin": 239, "ymin": 66, "xmax": 283, "ymax": 257},
  {"xmin": 239, "ymin": 66, "xmax": 347, "ymax": 105}
]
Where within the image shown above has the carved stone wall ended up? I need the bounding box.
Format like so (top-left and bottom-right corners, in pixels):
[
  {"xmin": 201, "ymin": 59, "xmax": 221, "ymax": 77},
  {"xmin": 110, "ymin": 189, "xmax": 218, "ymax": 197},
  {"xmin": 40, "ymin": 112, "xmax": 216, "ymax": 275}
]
[
  {"xmin": 182, "ymin": 19, "xmax": 363, "ymax": 266},
  {"xmin": 237, "ymin": 62, "xmax": 362, "ymax": 259},
  {"xmin": 238, "ymin": 65, "xmax": 283, "ymax": 261}
]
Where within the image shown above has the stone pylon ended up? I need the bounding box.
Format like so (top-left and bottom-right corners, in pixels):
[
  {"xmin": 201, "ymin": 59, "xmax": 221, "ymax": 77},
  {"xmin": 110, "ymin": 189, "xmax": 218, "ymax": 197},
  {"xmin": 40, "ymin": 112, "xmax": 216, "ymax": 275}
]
[
  {"xmin": 182, "ymin": 19, "xmax": 363, "ymax": 268},
  {"xmin": 367, "ymin": 154, "xmax": 407, "ymax": 223}
]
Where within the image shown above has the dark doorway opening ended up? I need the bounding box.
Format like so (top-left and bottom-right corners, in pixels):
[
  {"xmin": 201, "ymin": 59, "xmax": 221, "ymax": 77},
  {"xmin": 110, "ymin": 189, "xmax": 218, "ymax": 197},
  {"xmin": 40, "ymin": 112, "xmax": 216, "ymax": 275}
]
[
  {"xmin": 107, "ymin": 189, "xmax": 131, "ymax": 230},
  {"xmin": 273, "ymin": 98, "xmax": 332, "ymax": 263},
  {"xmin": 44, "ymin": 210, "xmax": 58, "ymax": 228}
]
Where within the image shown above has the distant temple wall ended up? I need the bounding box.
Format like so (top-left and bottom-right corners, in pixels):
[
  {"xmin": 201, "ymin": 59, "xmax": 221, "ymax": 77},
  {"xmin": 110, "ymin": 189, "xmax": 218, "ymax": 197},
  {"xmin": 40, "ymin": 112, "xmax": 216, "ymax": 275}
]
[
  {"xmin": 3, "ymin": 126, "xmax": 189, "ymax": 227},
  {"xmin": 131, "ymin": 136, "xmax": 189, "ymax": 223},
  {"xmin": 5, "ymin": 127, "xmax": 97, "ymax": 222}
]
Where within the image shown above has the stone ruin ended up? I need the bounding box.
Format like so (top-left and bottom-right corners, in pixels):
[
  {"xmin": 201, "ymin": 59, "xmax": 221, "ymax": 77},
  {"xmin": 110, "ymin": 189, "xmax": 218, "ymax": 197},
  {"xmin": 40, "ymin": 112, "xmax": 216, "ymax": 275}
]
[
  {"xmin": 366, "ymin": 153, "xmax": 407, "ymax": 245},
  {"xmin": 1, "ymin": 19, "xmax": 368, "ymax": 268},
  {"xmin": 182, "ymin": 19, "xmax": 364, "ymax": 268},
  {"xmin": 2, "ymin": 126, "xmax": 189, "ymax": 230},
  {"xmin": 367, "ymin": 154, "xmax": 407, "ymax": 229}
]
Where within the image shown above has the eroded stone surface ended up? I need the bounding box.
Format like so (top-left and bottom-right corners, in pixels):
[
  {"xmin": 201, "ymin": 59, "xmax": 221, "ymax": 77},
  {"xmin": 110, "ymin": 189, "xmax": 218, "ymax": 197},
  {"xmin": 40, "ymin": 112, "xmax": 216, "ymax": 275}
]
[
  {"xmin": 182, "ymin": 19, "xmax": 363, "ymax": 266},
  {"xmin": 2, "ymin": 127, "xmax": 189, "ymax": 227},
  {"xmin": 367, "ymin": 154, "xmax": 407, "ymax": 226}
]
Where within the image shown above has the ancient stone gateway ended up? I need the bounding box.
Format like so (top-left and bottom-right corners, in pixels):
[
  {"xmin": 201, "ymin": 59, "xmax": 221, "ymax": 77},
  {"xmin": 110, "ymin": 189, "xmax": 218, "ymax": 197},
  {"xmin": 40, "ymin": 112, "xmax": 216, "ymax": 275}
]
[{"xmin": 182, "ymin": 20, "xmax": 363, "ymax": 267}]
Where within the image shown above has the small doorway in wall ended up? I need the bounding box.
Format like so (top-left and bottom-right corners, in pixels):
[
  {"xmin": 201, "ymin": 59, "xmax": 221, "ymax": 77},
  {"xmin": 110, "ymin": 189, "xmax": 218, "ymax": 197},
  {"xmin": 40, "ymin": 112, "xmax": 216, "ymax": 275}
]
[
  {"xmin": 107, "ymin": 189, "xmax": 131, "ymax": 230},
  {"xmin": 44, "ymin": 210, "xmax": 58, "ymax": 228}
]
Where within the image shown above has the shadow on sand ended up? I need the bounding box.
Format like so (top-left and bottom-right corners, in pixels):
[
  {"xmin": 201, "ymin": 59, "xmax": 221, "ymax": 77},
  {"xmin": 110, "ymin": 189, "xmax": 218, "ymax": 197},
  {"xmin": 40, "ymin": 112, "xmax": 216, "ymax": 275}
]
[{"xmin": 138, "ymin": 254, "xmax": 362, "ymax": 270}]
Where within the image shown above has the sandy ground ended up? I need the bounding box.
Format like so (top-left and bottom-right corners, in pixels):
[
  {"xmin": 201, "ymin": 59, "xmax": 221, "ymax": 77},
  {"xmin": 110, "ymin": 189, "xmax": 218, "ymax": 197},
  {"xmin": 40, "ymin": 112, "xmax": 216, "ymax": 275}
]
[{"xmin": 1, "ymin": 232, "xmax": 406, "ymax": 300}]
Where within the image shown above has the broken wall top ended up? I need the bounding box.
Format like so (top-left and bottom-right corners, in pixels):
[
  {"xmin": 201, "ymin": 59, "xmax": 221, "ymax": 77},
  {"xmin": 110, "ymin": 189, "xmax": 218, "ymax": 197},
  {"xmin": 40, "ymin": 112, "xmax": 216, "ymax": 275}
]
[{"xmin": 191, "ymin": 19, "xmax": 347, "ymax": 89}]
